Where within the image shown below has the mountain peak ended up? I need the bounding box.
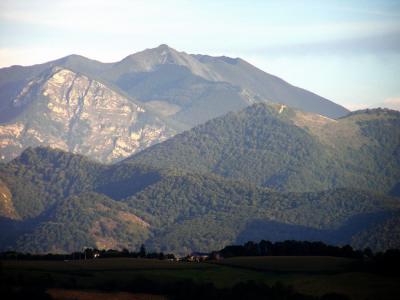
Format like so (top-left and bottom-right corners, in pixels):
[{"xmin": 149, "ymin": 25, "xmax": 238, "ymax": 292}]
[
  {"xmin": 124, "ymin": 44, "xmax": 177, "ymax": 59},
  {"xmin": 55, "ymin": 54, "xmax": 91, "ymax": 65},
  {"xmin": 139, "ymin": 44, "xmax": 178, "ymax": 56},
  {"xmin": 116, "ymin": 44, "xmax": 221, "ymax": 81},
  {"xmin": 150, "ymin": 44, "xmax": 178, "ymax": 58},
  {"xmin": 156, "ymin": 43, "xmax": 172, "ymax": 50}
]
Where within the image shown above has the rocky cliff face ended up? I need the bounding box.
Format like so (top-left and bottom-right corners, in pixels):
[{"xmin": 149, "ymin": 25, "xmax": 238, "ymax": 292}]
[
  {"xmin": 0, "ymin": 179, "xmax": 19, "ymax": 219},
  {"xmin": 0, "ymin": 68, "xmax": 174, "ymax": 163}
]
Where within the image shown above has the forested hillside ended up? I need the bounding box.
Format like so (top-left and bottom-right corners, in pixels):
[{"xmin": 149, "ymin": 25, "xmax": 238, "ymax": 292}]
[
  {"xmin": 1, "ymin": 146, "xmax": 399, "ymax": 253},
  {"xmin": 125, "ymin": 104, "xmax": 400, "ymax": 195}
]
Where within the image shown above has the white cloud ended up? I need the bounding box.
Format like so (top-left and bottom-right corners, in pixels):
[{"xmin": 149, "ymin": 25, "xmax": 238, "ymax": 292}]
[
  {"xmin": 0, "ymin": 47, "xmax": 64, "ymax": 67},
  {"xmin": 343, "ymin": 97, "xmax": 400, "ymax": 112},
  {"xmin": 0, "ymin": 0, "xmax": 196, "ymax": 35},
  {"xmin": 343, "ymin": 103, "xmax": 372, "ymax": 111},
  {"xmin": 382, "ymin": 97, "xmax": 400, "ymax": 110},
  {"xmin": 1, "ymin": 1, "xmax": 399, "ymax": 46}
]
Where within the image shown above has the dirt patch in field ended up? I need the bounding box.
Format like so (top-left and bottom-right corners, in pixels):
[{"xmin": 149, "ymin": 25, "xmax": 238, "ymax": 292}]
[{"xmin": 47, "ymin": 289, "xmax": 166, "ymax": 300}]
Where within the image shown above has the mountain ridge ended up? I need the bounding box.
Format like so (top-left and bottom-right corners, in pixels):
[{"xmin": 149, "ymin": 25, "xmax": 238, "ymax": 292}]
[
  {"xmin": 124, "ymin": 102, "xmax": 400, "ymax": 195},
  {"xmin": 0, "ymin": 45, "xmax": 349, "ymax": 163}
]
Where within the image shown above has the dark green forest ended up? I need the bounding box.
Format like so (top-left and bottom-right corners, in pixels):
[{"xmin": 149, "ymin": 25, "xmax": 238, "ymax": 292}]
[{"xmin": 125, "ymin": 104, "xmax": 400, "ymax": 194}]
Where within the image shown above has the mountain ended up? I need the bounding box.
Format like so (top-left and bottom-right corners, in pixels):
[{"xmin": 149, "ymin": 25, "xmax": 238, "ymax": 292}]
[
  {"xmin": 0, "ymin": 147, "xmax": 399, "ymax": 253},
  {"xmin": 0, "ymin": 45, "xmax": 348, "ymax": 163},
  {"xmin": 102, "ymin": 44, "xmax": 348, "ymax": 123},
  {"xmin": 125, "ymin": 103, "xmax": 400, "ymax": 195}
]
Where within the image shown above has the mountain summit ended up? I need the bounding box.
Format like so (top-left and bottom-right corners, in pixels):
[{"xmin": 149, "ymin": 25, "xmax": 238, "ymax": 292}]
[{"xmin": 118, "ymin": 44, "xmax": 209, "ymax": 72}]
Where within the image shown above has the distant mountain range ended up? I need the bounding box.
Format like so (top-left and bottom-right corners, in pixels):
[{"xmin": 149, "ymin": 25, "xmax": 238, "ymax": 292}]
[
  {"xmin": 0, "ymin": 103, "xmax": 399, "ymax": 254},
  {"xmin": 0, "ymin": 45, "xmax": 349, "ymax": 163}
]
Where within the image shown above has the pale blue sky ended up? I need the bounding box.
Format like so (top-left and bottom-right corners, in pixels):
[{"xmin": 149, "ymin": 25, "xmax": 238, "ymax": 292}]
[{"xmin": 0, "ymin": 0, "xmax": 399, "ymax": 110}]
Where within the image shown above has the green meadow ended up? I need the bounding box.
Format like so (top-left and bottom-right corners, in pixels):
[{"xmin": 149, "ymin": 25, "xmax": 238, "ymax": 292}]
[{"xmin": 2, "ymin": 256, "xmax": 400, "ymax": 300}]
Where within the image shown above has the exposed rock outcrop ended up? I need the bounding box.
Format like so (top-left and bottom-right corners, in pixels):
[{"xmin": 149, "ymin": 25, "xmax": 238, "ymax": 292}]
[
  {"xmin": 0, "ymin": 68, "xmax": 175, "ymax": 163},
  {"xmin": 0, "ymin": 179, "xmax": 19, "ymax": 219}
]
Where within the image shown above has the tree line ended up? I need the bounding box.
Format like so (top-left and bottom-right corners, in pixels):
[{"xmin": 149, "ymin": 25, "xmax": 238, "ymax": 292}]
[{"xmin": 0, "ymin": 244, "xmax": 175, "ymax": 261}]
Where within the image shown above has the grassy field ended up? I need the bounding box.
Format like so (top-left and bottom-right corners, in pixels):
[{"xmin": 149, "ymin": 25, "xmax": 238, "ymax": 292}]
[
  {"xmin": 0, "ymin": 258, "xmax": 266, "ymax": 289},
  {"xmin": 211, "ymin": 256, "xmax": 400, "ymax": 300},
  {"xmin": 47, "ymin": 289, "xmax": 167, "ymax": 300},
  {"xmin": 211, "ymin": 256, "xmax": 355, "ymax": 272},
  {"xmin": 1, "ymin": 257, "xmax": 400, "ymax": 300}
]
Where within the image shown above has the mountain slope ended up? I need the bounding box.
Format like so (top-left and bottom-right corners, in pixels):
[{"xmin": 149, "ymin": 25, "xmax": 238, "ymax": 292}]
[
  {"xmin": 16, "ymin": 192, "xmax": 150, "ymax": 253},
  {"xmin": 122, "ymin": 172, "xmax": 399, "ymax": 253},
  {"xmin": 194, "ymin": 53, "xmax": 348, "ymax": 118},
  {"xmin": 0, "ymin": 147, "xmax": 106, "ymax": 218},
  {"xmin": 351, "ymin": 213, "xmax": 400, "ymax": 252},
  {"xmin": 124, "ymin": 103, "xmax": 400, "ymax": 195},
  {"xmin": 0, "ymin": 67, "xmax": 175, "ymax": 163},
  {"xmin": 0, "ymin": 54, "xmax": 112, "ymax": 124},
  {"xmin": 0, "ymin": 146, "xmax": 166, "ymax": 219},
  {"xmin": 113, "ymin": 63, "xmax": 248, "ymax": 126}
]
